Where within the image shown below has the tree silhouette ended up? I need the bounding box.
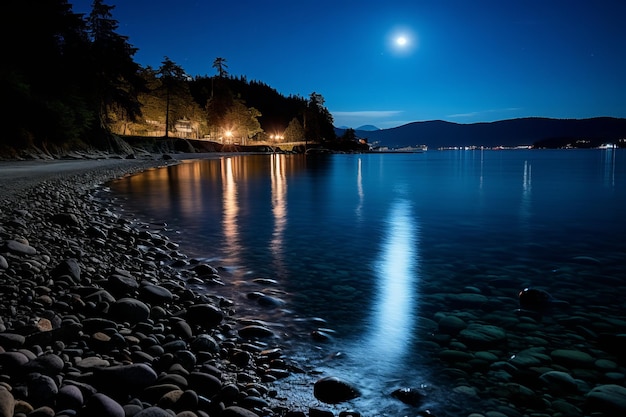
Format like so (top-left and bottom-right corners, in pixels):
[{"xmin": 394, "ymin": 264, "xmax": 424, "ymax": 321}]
[
  {"xmin": 212, "ymin": 57, "xmax": 228, "ymax": 78},
  {"xmin": 86, "ymin": 0, "xmax": 146, "ymax": 139},
  {"xmin": 157, "ymin": 57, "xmax": 189, "ymax": 137}
]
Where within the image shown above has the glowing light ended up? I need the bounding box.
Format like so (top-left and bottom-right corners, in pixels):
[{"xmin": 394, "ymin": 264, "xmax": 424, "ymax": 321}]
[{"xmin": 396, "ymin": 36, "xmax": 408, "ymax": 46}]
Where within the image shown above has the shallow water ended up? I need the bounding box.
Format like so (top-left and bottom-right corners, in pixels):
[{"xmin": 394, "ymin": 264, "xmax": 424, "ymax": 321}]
[{"xmin": 108, "ymin": 149, "xmax": 626, "ymax": 416}]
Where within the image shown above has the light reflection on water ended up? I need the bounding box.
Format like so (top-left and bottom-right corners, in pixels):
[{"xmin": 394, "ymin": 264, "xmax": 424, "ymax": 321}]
[
  {"xmin": 106, "ymin": 150, "xmax": 626, "ymax": 416},
  {"xmin": 365, "ymin": 198, "xmax": 418, "ymax": 364}
]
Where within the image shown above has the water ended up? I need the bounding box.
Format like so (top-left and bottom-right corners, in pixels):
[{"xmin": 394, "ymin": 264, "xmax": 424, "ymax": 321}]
[{"xmin": 107, "ymin": 149, "xmax": 626, "ymax": 415}]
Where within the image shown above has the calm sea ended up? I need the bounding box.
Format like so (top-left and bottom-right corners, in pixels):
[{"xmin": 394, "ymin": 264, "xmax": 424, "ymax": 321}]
[{"xmin": 107, "ymin": 149, "xmax": 626, "ymax": 415}]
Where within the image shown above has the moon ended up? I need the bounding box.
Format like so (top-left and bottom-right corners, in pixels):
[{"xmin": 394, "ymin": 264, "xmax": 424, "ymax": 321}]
[{"xmin": 395, "ymin": 36, "xmax": 408, "ymax": 46}]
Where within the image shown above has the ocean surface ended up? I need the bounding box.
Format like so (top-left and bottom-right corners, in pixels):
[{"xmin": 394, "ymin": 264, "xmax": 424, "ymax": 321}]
[{"xmin": 106, "ymin": 149, "xmax": 626, "ymax": 416}]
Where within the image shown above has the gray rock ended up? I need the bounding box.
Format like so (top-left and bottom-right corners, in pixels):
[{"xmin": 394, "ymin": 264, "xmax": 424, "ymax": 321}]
[
  {"xmin": 134, "ymin": 406, "xmax": 175, "ymax": 417},
  {"xmin": 220, "ymin": 406, "xmax": 260, "ymax": 417},
  {"xmin": 51, "ymin": 212, "xmax": 81, "ymax": 227},
  {"xmin": 93, "ymin": 363, "xmax": 158, "ymax": 396},
  {"xmin": 187, "ymin": 371, "xmax": 222, "ymax": 398},
  {"xmin": 458, "ymin": 324, "xmax": 506, "ymax": 348},
  {"xmin": 238, "ymin": 325, "xmax": 275, "ymax": 339},
  {"xmin": 585, "ymin": 384, "xmax": 626, "ymax": 415},
  {"xmin": 551, "ymin": 349, "xmax": 595, "ymax": 368},
  {"xmin": 4, "ymin": 239, "xmax": 37, "ymax": 255},
  {"xmin": 82, "ymin": 393, "xmax": 125, "ymax": 417},
  {"xmin": 140, "ymin": 284, "xmax": 174, "ymax": 304},
  {"xmin": 24, "ymin": 353, "xmax": 65, "ymax": 376},
  {"xmin": 57, "ymin": 384, "xmax": 84, "ymax": 409},
  {"xmin": 0, "ymin": 388, "xmax": 14, "ymax": 417},
  {"xmin": 438, "ymin": 315, "xmax": 467, "ymax": 335},
  {"xmin": 109, "ymin": 298, "xmax": 150, "ymax": 323},
  {"xmin": 50, "ymin": 258, "xmax": 81, "ymax": 282},
  {"xmin": 186, "ymin": 304, "xmax": 224, "ymax": 328},
  {"xmin": 539, "ymin": 371, "xmax": 579, "ymax": 394},
  {"xmin": 27, "ymin": 373, "xmax": 58, "ymax": 407}
]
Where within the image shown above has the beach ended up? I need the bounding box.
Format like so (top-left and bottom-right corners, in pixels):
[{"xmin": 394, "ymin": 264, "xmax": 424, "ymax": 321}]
[{"xmin": 0, "ymin": 154, "xmax": 335, "ymax": 417}]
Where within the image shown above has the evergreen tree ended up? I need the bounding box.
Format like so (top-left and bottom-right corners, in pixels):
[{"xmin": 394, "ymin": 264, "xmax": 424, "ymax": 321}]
[
  {"xmin": 85, "ymin": 0, "xmax": 146, "ymax": 140},
  {"xmin": 284, "ymin": 117, "xmax": 305, "ymax": 141},
  {"xmin": 1, "ymin": 0, "xmax": 92, "ymax": 148},
  {"xmin": 156, "ymin": 57, "xmax": 190, "ymax": 137}
]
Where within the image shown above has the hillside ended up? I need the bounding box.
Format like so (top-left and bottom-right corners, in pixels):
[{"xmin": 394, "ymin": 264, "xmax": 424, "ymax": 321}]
[{"xmin": 339, "ymin": 117, "xmax": 626, "ymax": 149}]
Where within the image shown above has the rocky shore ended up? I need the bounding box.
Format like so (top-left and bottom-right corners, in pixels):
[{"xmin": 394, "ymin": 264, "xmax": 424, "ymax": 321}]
[
  {"xmin": 3, "ymin": 154, "xmax": 626, "ymax": 417},
  {"xmin": 0, "ymin": 155, "xmax": 360, "ymax": 417}
]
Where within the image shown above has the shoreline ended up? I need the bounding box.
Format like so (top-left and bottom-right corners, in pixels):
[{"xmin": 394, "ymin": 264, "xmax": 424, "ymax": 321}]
[{"xmin": 0, "ymin": 153, "xmax": 333, "ymax": 417}]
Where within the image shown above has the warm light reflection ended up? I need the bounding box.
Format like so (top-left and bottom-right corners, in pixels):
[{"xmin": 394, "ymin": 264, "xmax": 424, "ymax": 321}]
[
  {"xmin": 368, "ymin": 199, "xmax": 419, "ymax": 361},
  {"xmin": 221, "ymin": 157, "xmax": 241, "ymax": 265},
  {"xmin": 270, "ymin": 154, "xmax": 288, "ymax": 274}
]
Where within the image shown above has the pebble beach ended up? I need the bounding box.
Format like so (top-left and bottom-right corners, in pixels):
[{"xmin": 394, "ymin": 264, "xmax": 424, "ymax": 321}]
[
  {"xmin": 1, "ymin": 153, "xmax": 626, "ymax": 417},
  {"xmin": 0, "ymin": 155, "xmax": 338, "ymax": 417}
]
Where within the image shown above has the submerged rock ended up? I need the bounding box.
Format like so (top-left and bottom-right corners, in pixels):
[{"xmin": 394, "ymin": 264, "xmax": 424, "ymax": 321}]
[{"xmin": 391, "ymin": 387, "xmax": 425, "ymax": 406}]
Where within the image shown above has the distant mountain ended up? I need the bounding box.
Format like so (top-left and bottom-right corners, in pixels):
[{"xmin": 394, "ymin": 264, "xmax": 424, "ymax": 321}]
[
  {"xmin": 339, "ymin": 117, "xmax": 626, "ymax": 149},
  {"xmin": 355, "ymin": 124, "xmax": 380, "ymax": 131}
]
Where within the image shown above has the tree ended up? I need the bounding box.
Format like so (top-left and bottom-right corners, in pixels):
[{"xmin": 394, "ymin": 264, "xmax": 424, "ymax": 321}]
[
  {"xmin": 156, "ymin": 57, "xmax": 189, "ymax": 137},
  {"xmin": 284, "ymin": 117, "xmax": 305, "ymax": 141},
  {"xmin": 303, "ymin": 92, "xmax": 335, "ymax": 142},
  {"xmin": 85, "ymin": 0, "xmax": 146, "ymax": 139},
  {"xmin": 1, "ymin": 0, "xmax": 93, "ymax": 148},
  {"xmin": 212, "ymin": 57, "xmax": 228, "ymax": 78},
  {"xmin": 222, "ymin": 100, "xmax": 262, "ymax": 143}
]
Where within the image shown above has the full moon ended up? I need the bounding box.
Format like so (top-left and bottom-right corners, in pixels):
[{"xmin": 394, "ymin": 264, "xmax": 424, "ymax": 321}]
[{"xmin": 396, "ymin": 36, "xmax": 408, "ymax": 46}]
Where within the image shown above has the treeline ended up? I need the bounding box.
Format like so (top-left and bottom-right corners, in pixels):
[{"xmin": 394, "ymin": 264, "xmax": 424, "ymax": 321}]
[{"xmin": 1, "ymin": 0, "xmax": 359, "ymax": 154}]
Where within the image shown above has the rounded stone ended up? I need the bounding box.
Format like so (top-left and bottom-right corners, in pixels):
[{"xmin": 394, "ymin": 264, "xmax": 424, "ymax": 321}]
[
  {"xmin": 458, "ymin": 324, "xmax": 506, "ymax": 348},
  {"xmin": 220, "ymin": 406, "xmax": 260, "ymax": 417},
  {"xmin": 82, "ymin": 393, "xmax": 125, "ymax": 417},
  {"xmin": 585, "ymin": 384, "xmax": 626, "ymax": 415},
  {"xmin": 313, "ymin": 376, "xmax": 360, "ymax": 404},
  {"xmin": 109, "ymin": 298, "xmax": 150, "ymax": 324}
]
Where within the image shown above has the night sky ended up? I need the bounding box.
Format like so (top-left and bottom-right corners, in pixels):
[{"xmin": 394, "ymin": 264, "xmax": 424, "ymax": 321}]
[{"xmin": 71, "ymin": 0, "xmax": 626, "ymax": 129}]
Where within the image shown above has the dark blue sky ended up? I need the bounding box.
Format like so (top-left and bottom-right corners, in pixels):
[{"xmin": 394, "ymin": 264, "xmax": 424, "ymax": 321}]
[{"xmin": 72, "ymin": 0, "xmax": 626, "ymax": 128}]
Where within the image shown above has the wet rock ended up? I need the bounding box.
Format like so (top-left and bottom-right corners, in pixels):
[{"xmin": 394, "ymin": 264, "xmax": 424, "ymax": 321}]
[
  {"xmin": 539, "ymin": 371, "xmax": 579, "ymax": 394},
  {"xmin": 438, "ymin": 315, "xmax": 467, "ymax": 335},
  {"xmin": 186, "ymin": 304, "xmax": 224, "ymax": 328},
  {"xmin": 458, "ymin": 324, "xmax": 506, "ymax": 348},
  {"xmin": 313, "ymin": 376, "xmax": 360, "ymax": 404},
  {"xmin": 238, "ymin": 325, "xmax": 275, "ymax": 339},
  {"xmin": 391, "ymin": 387, "xmax": 425, "ymax": 406},
  {"xmin": 585, "ymin": 384, "xmax": 626, "ymax": 415},
  {"xmin": 518, "ymin": 287, "xmax": 568, "ymax": 312},
  {"xmin": 551, "ymin": 349, "xmax": 594, "ymax": 368}
]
